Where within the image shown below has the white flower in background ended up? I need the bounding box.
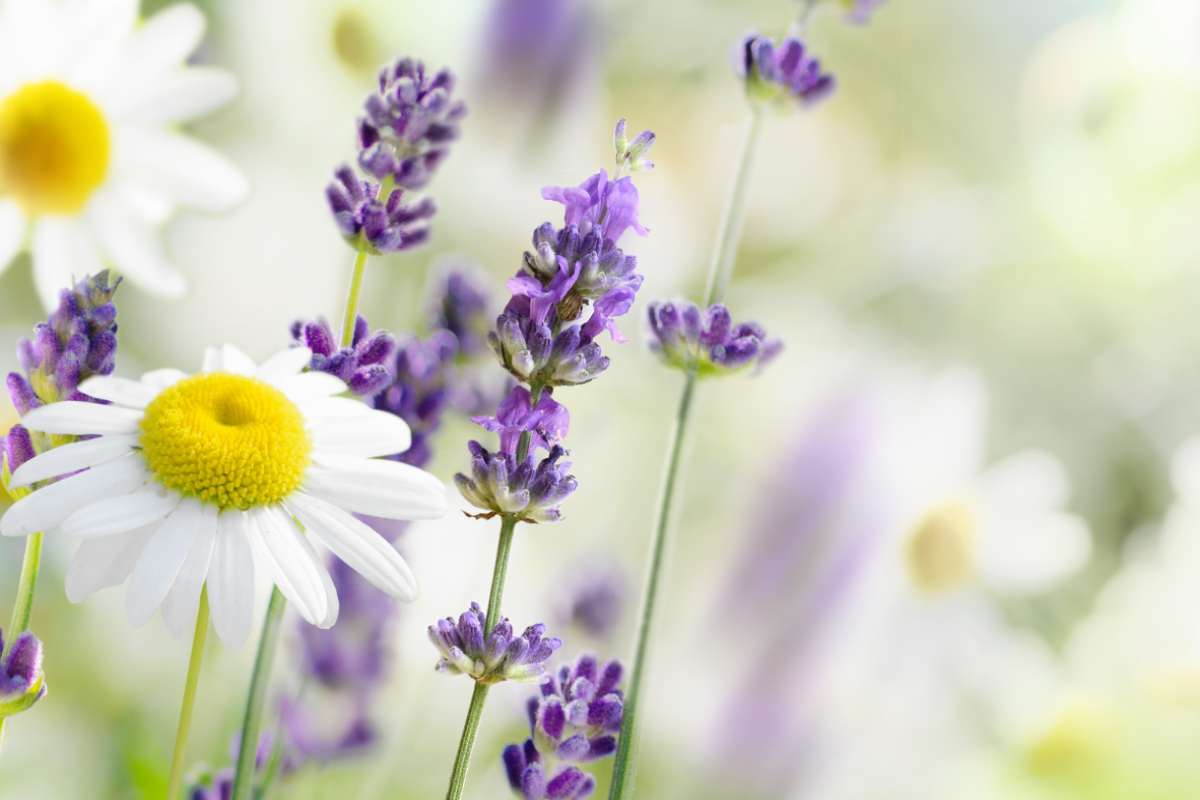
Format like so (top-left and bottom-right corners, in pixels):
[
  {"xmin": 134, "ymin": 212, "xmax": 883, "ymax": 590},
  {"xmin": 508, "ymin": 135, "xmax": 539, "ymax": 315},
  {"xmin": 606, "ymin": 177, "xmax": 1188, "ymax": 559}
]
[
  {"xmin": 885, "ymin": 367, "xmax": 1091, "ymax": 600},
  {"xmin": 0, "ymin": 0, "xmax": 248, "ymax": 309},
  {"xmin": 0, "ymin": 345, "xmax": 448, "ymax": 644}
]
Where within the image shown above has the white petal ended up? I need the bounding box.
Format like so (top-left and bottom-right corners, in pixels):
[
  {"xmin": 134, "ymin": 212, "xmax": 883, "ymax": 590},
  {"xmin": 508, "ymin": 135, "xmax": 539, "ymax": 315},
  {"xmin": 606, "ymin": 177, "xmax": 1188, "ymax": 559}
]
[
  {"xmin": 311, "ymin": 410, "xmax": 412, "ymax": 459},
  {"xmin": 0, "ymin": 200, "xmax": 26, "ymax": 274},
  {"xmin": 77, "ymin": 375, "xmax": 161, "ymax": 409},
  {"xmin": 287, "ymin": 492, "xmax": 417, "ymax": 601},
  {"xmin": 978, "ymin": 511, "xmax": 1092, "ymax": 593},
  {"xmin": 129, "ymin": 66, "xmax": 237, "ymax": 123},
  {"xmin": 90, "ymin": 196, "xmax": 187, "ymax": 298},
  {"xmin": 298, "ymin": 397, "xmax": 373, "ymax": 421},
  {"xmin": 60, "ymin": 486, "xmax": 182, "ymax": 539},
  {"xmin": 304, "ymin": 456, "xmax": 449, "ymax": 521},
  {"xmin": 31, "ymin": 217, "xmax": 104, "ymax": 311},
  {"xmin": 125, "ymin": 498, "xmax": 206, "ymax": 626},
  {"xmin": 161, "ymin": 505, "xmax": 217, "ymax": 637},
  {"xmin": 122, "ymin": 131, "xmax": 248, "ymax": 211},
  {"xmin": 208, "ymin": 511, "xmax": 256, "ymax": 645},
  {"xmin": 978, "ymin": 450, "xmax": 1069, "ymax": 514},
  {"xmin": 1, "ymin": 455, "xmax": 146, "ymax": 536},
  {"xmin": 274, "ymin": 371, "xmax": 347, "ymax": 400},
  {"xmin": 255, "ymin": 347, "xmax": 312, "ymax": 382},
  {"xmin": 204, "ymin": 343, "xmax": 256, "ymax": 376},
  {"xmin": 97, "ymin": 4, "xmax": 205, "ymax": 111},
  {"xmin": 20, "ymin": 401, "xmax": 143, "ymax": 436},
  {"xmin": 142, "ymin": 368, "xmax": 188, "ymax": 390},
  {"xmin": 65, "ymin": 527, "xmax": 153, "ymax": 603},
  {"xmin": 9, "ymin": 434, "xmax": 138, "ymax": 488},
  {"xmin": 246, "ymin": 505, "xmax": 332, "ymax": 627}
]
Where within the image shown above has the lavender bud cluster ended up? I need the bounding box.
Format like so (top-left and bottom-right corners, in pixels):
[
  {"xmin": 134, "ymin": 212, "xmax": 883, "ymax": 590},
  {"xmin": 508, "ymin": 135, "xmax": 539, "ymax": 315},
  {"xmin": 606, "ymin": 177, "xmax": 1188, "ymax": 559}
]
[
  {"xmin": 501, "ymin": 655, "xmax": 625, "ymax": 799},
  {"xmin": 327, "ymin": 57, "xmax": 465, "ymax": 253},
  {"xmin": 429, "ymin": 602, "xmax": 562, "ymax": 685},
  {"xmin": 0, "ymin": 629, "xmax": 46, "ymax": 719},
  {"xmin": 740, "ymin": 34, "xmax": 835, "ymax": 107},
  {"xmin": 646, "ymin": 300, "xmax": 782, "ymax": 377}
]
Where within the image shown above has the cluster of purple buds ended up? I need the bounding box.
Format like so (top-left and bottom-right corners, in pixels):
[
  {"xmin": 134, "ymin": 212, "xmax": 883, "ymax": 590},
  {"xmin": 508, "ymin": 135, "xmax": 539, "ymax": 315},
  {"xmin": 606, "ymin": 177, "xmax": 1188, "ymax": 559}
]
[
  {"xmin": 0, "ymin": 629, "xmax": 47, "ymax": 719},
  {"xmin": 358, "ymin": 58, "xmax": 466, "ymax": 190},
  {"xmin": 291, "ymin": 315, "xmax": 397, "ymax": 397},
  {"xmin": 327, "ymin": 166, "xmax": 435, "ymax": 253},
  {"xmin": 557, "ymin": 562, "xmax": 625, "ymax": 640},
  {"xmin": 501, "ymin": 655, "xmax": 625, "ymax": 799},
  {"xmin": 375, "ymin": 331, "xmax": 457, "ymax": 468},
  {"xmin": 4, "ymin": 272, "xmax": 121, "ymax": 486},
  {"xmin": 740, "ymin": 34, "xmax": 835, "ymax": 107},
  {"xmin": 456, "ymin": 440, "xmax": 577, "ymax": 523},
  {"xmin": 490, "ymin": 311, "xmax": 611, "ymax": 388},
  {"xmin": 326, "ymin": 56, "xmax": 464, "ymax": 253},
  {"xmin": 429, "ymin": 602, "xmax": 562, "ymax": 685},
  {"xmin": 613, "ymin": 119, "xmax": 655, "ymax": 173},
  {"xmin": 456, "ymin": 385, "xmax": 577, "ymax": 522},
  {"xmin": 646, "ymin": 300, "xmax": 782, "ymax": 377}
]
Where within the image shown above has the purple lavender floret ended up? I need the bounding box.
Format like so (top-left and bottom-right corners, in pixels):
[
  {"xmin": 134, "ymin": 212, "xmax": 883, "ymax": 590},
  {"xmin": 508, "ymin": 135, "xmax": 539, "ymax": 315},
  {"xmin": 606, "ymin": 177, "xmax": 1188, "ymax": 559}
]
[
  {"xmin": 291, "ymin": 315, "xmax": 397, "ymax": 398},
  {"xmin": 489, "ymin": 310, "xmax": 611, "ymax": 388},
  {"xmin": 429, "ymin": 602, "xmax": 562, "ymax": 685},
  {"xmin": 542, "ymin": 169, "xmax": 647, "ymax": 244},
  {"xmin": 646, "ymin": 300, "xmax": 782, "ymax": 377},
  {"xmin": 8, "ymin": 271, "xmax": 120, "ymax": 413},
  {"xmin": 326, "ymin": 165, "xmax": 435, "ymax": 253},
  {"xmin": 502, "ymin": 741, "xmax": 595, "ymax": 800},
  {"xmin": 374, "ymin": 331, "xmax": 457, "ymax": 468},
  {"xmin": 456, "ymin": 441, "xmax": 577, "ymax": 523},
  {"xmin": 613, "ymin": 118, "xmax": 655, "ymax": 173},
  {"xmin": 298, "ymin": 559, "xmax": 394, "ymax": 689},
  {"xmin": 358, "ymin": 58, "xmax": 467, "ymax": 190},
  {"xmin": 740, "ymin": 34, "xmax": 835, "ymax": 107},
  {"xmin": 428, "ymin": 268, "xmax": 493, "ymax": 360},
  {"xmin": 557, "ymin": 562, "xmax": 625, "ymax": 640},
  {"xmin": 472, "ymin": 386, "xmax": 569, "ymax": 457},
  {"xmin": 0, "ymin": 628, "xmax": 47, "ymax": 718},
  {"xmin": 844, "ymin": 0, "xmax": 886, "ymax": 24},
  {"xmin": 500, "ymin": 655, "xmax": 625, "ymax": 799}
]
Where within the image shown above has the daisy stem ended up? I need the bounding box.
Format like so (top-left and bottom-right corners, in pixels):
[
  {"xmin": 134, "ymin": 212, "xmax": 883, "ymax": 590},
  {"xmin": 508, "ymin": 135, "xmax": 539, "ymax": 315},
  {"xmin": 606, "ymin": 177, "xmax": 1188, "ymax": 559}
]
[
  {"xmin": 610, "ymin": 108, "xmax": 764, "ymax": 800},
  {"xmin": 0, "ymin": 531, "xmax": 44, "ymax": 744},
  {"xmin": 231, "ymin": 587, "xmax": 287, "ymax": 800},
  {"xmin": 167, "ymin": 587, "xmax": 210, "ymax": 800},
  {"xmin": 444, "ymin": 513, "xmax": 519, "ymax": 800}
]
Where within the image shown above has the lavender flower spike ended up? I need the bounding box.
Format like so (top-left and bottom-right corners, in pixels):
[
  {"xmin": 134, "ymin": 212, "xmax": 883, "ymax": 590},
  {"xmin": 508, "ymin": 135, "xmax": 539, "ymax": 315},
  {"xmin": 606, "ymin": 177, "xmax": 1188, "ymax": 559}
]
[
  {"xmin": 740, "ymin": 34, "xmax": 835, "ymax": 107},
  {"xmin": 646, "ymin": 300, "xmax": 782, "ymax": 377},
  {"xmin": 291, "ymin": 315, "xmax": 397, "ymax": 398},
  {"xmin": 428, "ymin": 268, "xmax": 493, "ymax": 360},
  {"xmin": 326, "ymin": 165, "xmax": 435, "ymax": 254},
  {"xmin": 358, "ymin": 58, "xmax": 467, "ymax": 190},
  {"xmin": 502, "ymin": 741, "xmax": 595, "ymax": 800},
  {"xmin": 0, "ymin": 628, "xmax": 48, "ymax": 718},
  {"xmin": 429, "ymin": 603, "xmax": 562, "ymax": 685}
]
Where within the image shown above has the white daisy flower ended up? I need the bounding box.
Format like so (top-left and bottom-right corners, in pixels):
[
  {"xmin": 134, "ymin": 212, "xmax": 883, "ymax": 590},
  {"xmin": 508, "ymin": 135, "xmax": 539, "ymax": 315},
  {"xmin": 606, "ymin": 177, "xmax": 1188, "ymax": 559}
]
[
  {"xmin": 0, "ymin": 0, "xmax": 249, "ymax": 309},
  {"xmin": 0, "ymin": 344, "xmax": 448, "ymax": 644}
]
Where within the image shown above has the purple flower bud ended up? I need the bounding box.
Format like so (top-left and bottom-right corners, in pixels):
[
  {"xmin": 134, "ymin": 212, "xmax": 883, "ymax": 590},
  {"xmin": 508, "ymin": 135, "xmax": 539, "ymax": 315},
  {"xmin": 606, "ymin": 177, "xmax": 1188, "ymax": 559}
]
[
  {"xmin": 0, "ymin": 628, "xmax": 47, "ymax": 718},
  {"xmin": 429, "ymin": 603, "xmax": 560, "ymax": 684},
  {"xmin": 325, "ymin": 167, "xmax": 435, "ymax": 254},
  {"xmin": 646, "ymin": 299, "xmax": 782, "ymax": 377},
  {"xmin": 740, "ymin": 33, "xmax": 835, "ymax": 107},
  {"xmin": 3, "ymin": 425, "xmax": 35, "ymax": 475}
]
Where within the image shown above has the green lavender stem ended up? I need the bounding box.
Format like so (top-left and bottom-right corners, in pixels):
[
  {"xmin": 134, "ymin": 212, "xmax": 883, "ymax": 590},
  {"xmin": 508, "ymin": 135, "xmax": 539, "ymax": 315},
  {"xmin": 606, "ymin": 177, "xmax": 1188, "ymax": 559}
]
[
  {"xmin": 0, "ymin": 530, "xmax": 44, "ymax": 743},
  {"xmin": 230, "ymin": 587, "xmax": 287, "ymax": 800},
  {"xmin": 166, "ymin": 588, "xmax": 211, "ymax": 800},
  {"xmin": 340, "ymin": 241, "xmax": 370, "ymax": 349},
  {"xmin": 444, "ymin": 514, "xmax": 518, "ymax": 800},
  {"xmin": 609, "ymin": 109, "xmax": 764, "ymax": 800}
]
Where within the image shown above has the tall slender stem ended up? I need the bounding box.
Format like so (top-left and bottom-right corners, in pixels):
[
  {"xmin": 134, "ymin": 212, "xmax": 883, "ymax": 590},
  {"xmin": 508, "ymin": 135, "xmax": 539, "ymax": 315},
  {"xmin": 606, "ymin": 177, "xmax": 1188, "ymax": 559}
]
[
  {"xmin": 230, "ymin": 587, "xmax": 286, "ymax": 800},
  {"xmin": 340, "ymin": 242, "xmax": 370, "ymax": 348},
  {"xmin": 0, "ymin": 530, "xmax": 44, "ymax": 742},
  {"xmin": 167, "ymin": 588, "xmax": 211, "ymax": 800},
  {"xmin": 702, "ymin": 110, "xmax": 763, "ymax": 308},
  {"xmin": 606, "ymin": 373, "xmax": 697, "ymax": 800},
  {"xmin": 444, "ymin": 514, "xmax": 518, "ymax": 800},
  {"xmin": 610, "ymin": 108, "xmax": 764, "ymax": 800}
]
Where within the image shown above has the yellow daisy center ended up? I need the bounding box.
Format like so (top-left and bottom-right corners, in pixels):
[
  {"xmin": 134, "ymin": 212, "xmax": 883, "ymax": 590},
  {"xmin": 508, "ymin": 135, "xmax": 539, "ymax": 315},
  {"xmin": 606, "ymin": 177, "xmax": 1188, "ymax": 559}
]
[
  {"xmin": 0, "ymin": 81, "xmax": 111, "ymax": 215},
  {"xmin": 905, "ymin": 501, "xmax": 977, "ymax": 594},
  {"xmin": 140, "ymin": 373, "xmax": 311, "ymax": 511}
]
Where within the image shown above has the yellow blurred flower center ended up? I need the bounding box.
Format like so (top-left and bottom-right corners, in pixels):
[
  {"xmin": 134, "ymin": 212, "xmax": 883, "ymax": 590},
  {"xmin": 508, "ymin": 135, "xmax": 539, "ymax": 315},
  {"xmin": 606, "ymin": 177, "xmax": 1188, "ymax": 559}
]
[
  {"xmin": 331, "ymin": 9, "xmax": 379, "ymax": 73},
  {"xmin": 140, "ymin": 374, "xmax": 311, "ymax": 511},
  {"xmin": 1026, "ymin": 701, "xmax": 1114, "ymax": 777},
  {"xmin": 0, "ymin": 81, "xmax": 111, "ymax": 215},
  {"xmin": 905, "ymin": 502, "xmax": 977, "ymax": 593}
]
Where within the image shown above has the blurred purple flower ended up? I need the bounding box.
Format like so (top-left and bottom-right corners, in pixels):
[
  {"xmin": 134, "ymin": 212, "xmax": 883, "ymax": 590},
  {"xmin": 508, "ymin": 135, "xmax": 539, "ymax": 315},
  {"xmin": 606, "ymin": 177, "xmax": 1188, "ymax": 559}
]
[
  {"xmin": 556, "ymin": 560, "xmax": 626, "ymax": 641},
  {"xmin": 646, "ymin": 300, "xmax": 782, "ymax": 376},
  {"xmin": 428, "ymin": 268, "xmax": 493, "ymax": 360},
  {"xmin": 740, "ymin": 34, "xmax": 835, "ymax": 107}
]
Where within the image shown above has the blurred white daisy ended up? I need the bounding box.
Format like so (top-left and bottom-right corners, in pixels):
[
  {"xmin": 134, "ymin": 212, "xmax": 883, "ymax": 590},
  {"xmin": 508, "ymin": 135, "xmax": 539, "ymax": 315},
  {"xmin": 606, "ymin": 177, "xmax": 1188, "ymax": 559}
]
[
  {"xmin": 0, "ymin": 0, "xmax": 248, "ymax": 309},
  {"xmin": 885, "ymin": 367, "xmax": 1092, "ymax": 600},
  {"xmin": 0, "ymin": 344, "xmax": 448, "ymax": 644}
]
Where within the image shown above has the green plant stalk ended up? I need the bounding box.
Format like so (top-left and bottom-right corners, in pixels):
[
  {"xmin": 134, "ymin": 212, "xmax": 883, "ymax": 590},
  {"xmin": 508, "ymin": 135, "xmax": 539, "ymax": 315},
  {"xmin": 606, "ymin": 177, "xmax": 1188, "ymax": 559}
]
[
  {"xmin": 444, "ymin": 514, "xmax": 519, "ymax": 800},
  {"xmin": 230, "ymin": 587, "xmax": 287, "ymax": 800},
  {"xmin": 0, "ymin": 530, "xmax": 44, "ymax": 743},
  {"xmin": 339, "ymin": 176, "xmax": 392, "ymax": 348},
  {"xmin": 610, "ymin": 109, "xmax": 765, "ymax": 800},
  {"xmin": 166, "ymin": 588, "xmax": 211, "ymax": 800}
]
